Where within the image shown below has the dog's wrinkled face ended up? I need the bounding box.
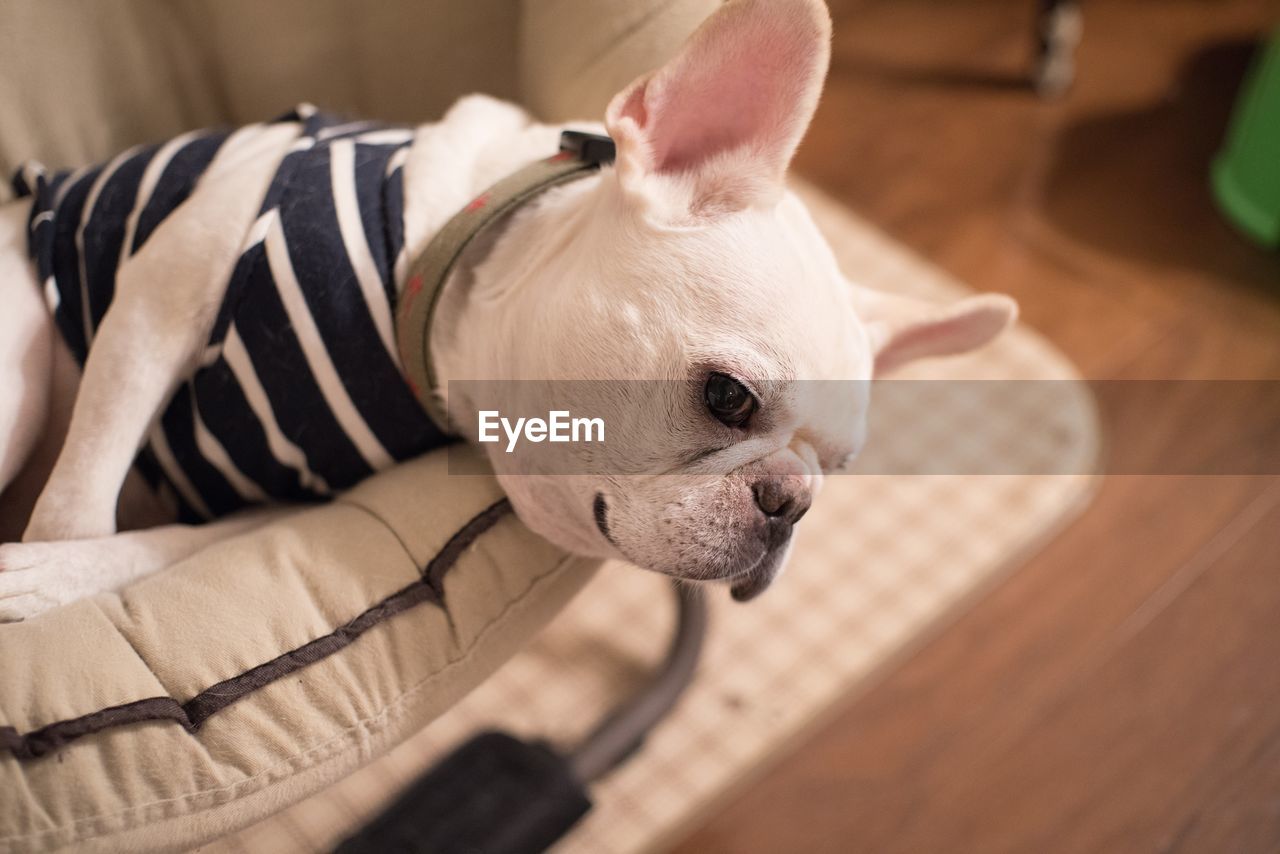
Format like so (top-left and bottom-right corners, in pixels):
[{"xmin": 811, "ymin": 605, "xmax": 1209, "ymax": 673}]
[
  {"xmin": 483, "ymin": 189, "xmax": 875, "ymax": 599},
  {"xmin": 478, "ymin": 0, "xmax": 1016, "ymax": 598}
]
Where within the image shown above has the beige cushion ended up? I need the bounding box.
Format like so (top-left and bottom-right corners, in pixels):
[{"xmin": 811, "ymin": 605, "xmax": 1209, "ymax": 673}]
[
  {"xmin": 0, "ymin": 448, "xmax": 597, "ymax": 852},
  {"xmin": 0, "ymin": 0, "xmax": 719, "ymax": 849},
  {"xmin": 0, "ymin": 0, "xmax": 719, "ymax": 189}
]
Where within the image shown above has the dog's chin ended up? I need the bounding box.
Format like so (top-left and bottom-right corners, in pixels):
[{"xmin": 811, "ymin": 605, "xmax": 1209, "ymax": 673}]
[
  {"xmin": 726, "ymin": 544, "xmax": 790, "ymax": 602},
  {"xmin": 590, "ymin": 492, "xmax": 792, "ymax": 601},
  {"xmin": 656, "ymin": 541, "xmax": 791, "ymax": 603}
]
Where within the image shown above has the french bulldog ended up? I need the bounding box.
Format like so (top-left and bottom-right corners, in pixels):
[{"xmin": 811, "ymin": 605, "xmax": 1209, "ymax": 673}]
[{"xmin": 0, "ymin": 0, "xmax": 1015, "ymax": 621}]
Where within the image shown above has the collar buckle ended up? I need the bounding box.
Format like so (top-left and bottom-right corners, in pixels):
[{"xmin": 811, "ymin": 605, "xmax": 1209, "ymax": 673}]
[{"xmin": 559, "ymin": 130, "xmax": 616, "ymax": 166}]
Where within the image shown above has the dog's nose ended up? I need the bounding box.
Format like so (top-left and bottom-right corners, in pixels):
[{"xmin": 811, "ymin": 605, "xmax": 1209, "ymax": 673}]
[{"xmin": 752, "ymin": 478, "xmax": 811, "ymax": 525}]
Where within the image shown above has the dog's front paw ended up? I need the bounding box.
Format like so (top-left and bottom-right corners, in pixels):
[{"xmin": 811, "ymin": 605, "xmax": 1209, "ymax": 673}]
[{"xmin": 0, "ymin": 542, "xmax": 104, "ymax": 622}]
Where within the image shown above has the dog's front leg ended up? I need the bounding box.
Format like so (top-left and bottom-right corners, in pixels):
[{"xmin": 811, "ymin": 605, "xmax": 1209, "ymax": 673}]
[
  {"xmin": 22, "ymin": 123, "xmax": 300, "ymax": 543},
  {"xmin": 20, "ymin": 285, "xmax": 215, "ymax": 541},
  {"xmin": 1, "ymin": 506, "xmax": 294, "ymax": 621}
]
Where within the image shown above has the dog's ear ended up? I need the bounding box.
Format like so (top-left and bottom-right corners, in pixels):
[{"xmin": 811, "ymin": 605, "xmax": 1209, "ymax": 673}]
[
  {"xmin": 605, "ymin": 0, "xmax": 831, "ymax": 218},
  {"xmin": 853, "ymin": 287, "xmax": 1018, "ymax": 376}
]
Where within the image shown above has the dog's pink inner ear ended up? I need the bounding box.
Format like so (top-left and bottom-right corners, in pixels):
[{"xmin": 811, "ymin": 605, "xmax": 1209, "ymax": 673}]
[
  {"xmin": 606, "ymin": 0, "xmax": 831, "ymax": 211},
  {"xmin": 618, "ymin": 23, "xmax": 810, "ymax": 176}
]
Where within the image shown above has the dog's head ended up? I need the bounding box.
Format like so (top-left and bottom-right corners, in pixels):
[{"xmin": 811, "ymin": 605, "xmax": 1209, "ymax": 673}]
[{"xmin": 477, "ymin": 0, "xmax": 1016, "ymax": 598}]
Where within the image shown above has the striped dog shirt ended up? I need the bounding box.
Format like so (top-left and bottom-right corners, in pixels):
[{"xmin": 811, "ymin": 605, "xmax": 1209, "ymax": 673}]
[{"xmin": 12, "ymin": 106, "xmax": 449, "ymax": 522}]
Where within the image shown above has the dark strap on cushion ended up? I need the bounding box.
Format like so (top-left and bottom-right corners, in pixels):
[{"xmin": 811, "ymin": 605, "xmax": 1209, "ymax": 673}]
[{"xmin": 0, "ymin": 499, "xmax": 510, "ymax": 762}]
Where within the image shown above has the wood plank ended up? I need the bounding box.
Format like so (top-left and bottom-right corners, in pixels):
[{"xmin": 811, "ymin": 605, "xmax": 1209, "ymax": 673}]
[{"xmin": 962, "ymin": 482, "xmax": 1280, "ymax": 853}]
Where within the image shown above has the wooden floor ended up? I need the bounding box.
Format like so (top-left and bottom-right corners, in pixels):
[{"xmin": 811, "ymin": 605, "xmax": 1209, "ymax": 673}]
[{"xmin": 675, "ymin": 1, "xmax": 1280, "ymax": 852}]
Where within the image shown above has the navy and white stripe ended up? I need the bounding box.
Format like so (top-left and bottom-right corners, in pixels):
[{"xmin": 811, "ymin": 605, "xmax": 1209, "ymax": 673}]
[{"xmin": 13, "ymin": 107, "xmax": 448, "ymax": 521}]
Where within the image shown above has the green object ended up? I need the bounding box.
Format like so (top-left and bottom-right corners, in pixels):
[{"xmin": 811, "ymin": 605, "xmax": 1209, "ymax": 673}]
[{"xmin": 1213, "ymin": 28, "xmax": 1280, "ymax": 248}]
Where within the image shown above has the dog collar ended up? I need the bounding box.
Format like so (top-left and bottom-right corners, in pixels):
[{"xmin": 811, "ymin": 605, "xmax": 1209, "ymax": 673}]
[{"xmin": 396, "ymin": 130, "xmax": 616, "ymax": 433}]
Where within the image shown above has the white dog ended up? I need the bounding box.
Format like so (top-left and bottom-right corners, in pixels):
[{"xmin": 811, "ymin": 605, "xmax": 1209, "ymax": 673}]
[{"xmin": 0, "ymin": 0, "xmax": 1014, "ymax": 620}]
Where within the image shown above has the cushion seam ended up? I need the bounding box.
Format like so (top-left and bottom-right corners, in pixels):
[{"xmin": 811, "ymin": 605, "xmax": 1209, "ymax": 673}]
[
  {"xmin": 1, "ymin": 503, "xmax": 446, "ymax": 759},
  {"xmin": 333, "ymin": 497, "xmax": 419, "ymax": 566},
  {"xmin": 2, "ymin": 551, "xmax": 587, "ymax": 847}
]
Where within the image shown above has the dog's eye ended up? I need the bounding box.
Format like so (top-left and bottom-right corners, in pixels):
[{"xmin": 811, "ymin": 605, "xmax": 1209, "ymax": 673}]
[{"xmin": 704, "ymin": 372, "xmax": 757, "ymax": 428}]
